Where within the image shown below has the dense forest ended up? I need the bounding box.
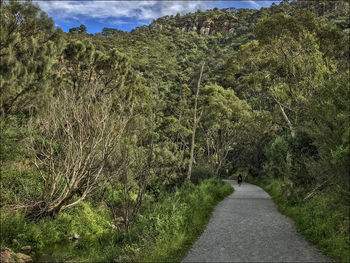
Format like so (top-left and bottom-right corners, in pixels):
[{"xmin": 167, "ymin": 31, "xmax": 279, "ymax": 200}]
[{"xmin": 0, "ymin": 0, "xmax": 349, "ymax": 262}]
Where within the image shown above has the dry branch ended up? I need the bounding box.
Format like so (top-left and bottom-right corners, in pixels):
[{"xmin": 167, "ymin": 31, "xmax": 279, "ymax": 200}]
[{"xmin": 304, "ymin": 179, "xmax": 332, "ymax": 201}]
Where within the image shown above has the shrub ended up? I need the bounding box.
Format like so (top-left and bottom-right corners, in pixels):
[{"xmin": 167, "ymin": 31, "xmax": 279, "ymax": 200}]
[
  {"xmin": 264, "ymin": 135, "xmax": 291, "ymax": 179},
  {"xmin": 191, "ymin": 164, "xmax": 215, "ymax": 184},
  {"xmin": 0, "ymin": 202, "xmax": 111, "ymax": 251},
  {"xmin": 1, "ymin": 179, "xmax": 233, "ymax": 263}
]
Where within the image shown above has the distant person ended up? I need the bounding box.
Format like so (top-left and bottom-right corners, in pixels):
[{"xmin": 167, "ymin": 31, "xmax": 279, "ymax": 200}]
[{"xmin": 237, "ymin": 174, "xmax": 243, "ymax": 186}]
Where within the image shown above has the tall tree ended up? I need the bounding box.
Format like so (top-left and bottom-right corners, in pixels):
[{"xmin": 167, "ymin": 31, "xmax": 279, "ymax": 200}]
[
  {"xmin": 0, "ymin": 0, "xmax": 64, "ymax": 119},
  {"xmin": 187, "ymin": 62, "xmax": 205, "ymax": 181},
  {"xmin": 200, "ymin": 84, "xmax": 252, "ymax": 176},
  {"xmin": 26, "ymin": 40, "xmax": 149, "ymax": 219}
]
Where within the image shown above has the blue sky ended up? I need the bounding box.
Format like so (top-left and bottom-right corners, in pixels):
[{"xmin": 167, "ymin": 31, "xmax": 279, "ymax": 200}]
[{"xmin": 35, "ymin": 1, "xmax": 279, "ymax": 33}]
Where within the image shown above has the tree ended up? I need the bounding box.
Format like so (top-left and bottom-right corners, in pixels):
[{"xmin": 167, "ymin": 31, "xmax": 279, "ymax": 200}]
[
  {"xmin": 104, "ymin": 113, "xmax": 154, "ymax": 231},
  {"xmin": 228, "ymin": 11, "xmax": 349, "ymax": 190},
  {"xmin": 230, "ymin": 12, "xmax": 332, "ymax": 138},
  {"xmin": 69, "ymin": 24, "xmax": 87, "ymax": 34},
  {"xmin": 101, "ymin": 27, "xmax": 123, "ymax": 36},
  {"xmin": 27, "ymin": 81, "xmax": 118, "ymax": 219},
  {"xmin": 200, "ymin": 84, "xmax": 252, "ymax": 176},
  {"xmin": 187, "ymin": 62, "xmax": 205, "ymax": 181},
  {"xmin": 25, "ymin": 40, "xmax": 148, "ymax": 219},
  {"xmin": 0, "ymin": 0, "xmax": 64, "ymax": 119}
]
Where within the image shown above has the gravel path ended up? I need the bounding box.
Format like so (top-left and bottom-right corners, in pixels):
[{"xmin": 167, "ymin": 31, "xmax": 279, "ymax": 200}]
[{"xmin": 183, "ymin": 180, "xmax": 329, "ymax": 262}]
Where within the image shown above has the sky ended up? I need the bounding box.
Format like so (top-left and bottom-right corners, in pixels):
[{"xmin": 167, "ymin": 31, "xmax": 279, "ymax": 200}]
[{"xmin": 35, "ymin": 1, "xmax": 279, "ymax": 34}]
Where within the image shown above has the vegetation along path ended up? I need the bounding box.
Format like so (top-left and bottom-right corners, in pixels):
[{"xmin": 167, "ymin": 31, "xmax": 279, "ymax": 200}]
[{"xmin": 183, "ymin": 180, "xmax": 329, "ymax": 262}]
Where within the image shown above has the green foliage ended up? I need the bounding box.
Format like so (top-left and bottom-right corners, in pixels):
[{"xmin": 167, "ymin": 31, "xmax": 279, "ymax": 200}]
[
  {"xmin": 57, "ymin": 202, "xmax": 111, "ymax": 236},
  {"xmin": 0, "ymin": 117, "xmax": 42, "ymax": 205},
  {"xmin": 264, "ymin": 133, "xmax": 318, "ymax": 184},
  {"xmin": 0, "ymin": 117, "xmax": 25, "ymax": 162},
  {"xmin": 1, "ymin": 0, "xmax": 349, "ymax": 261},
  {"xmin": 264, "ymin": 136, "xmax": 291, "ymax": 179},
  {"xmin": 190, "ymin": 164, "xmax": 215, "ymax": 184},
  {"xmin": 69, "ymin": 24, "xmax": 87, "ymax": 34},
  {"xmin": 332, "ymin": 128, "xmax": 350, "ymax": 165},
  {"xmin": 228, "ymin": 6, "xmax": 349, "ymax": 199},
  {"xmin": 0, "ymin": 202, "xmax": 111, "ymax": 250},
  {"xmin": 0, "ymin": 179, "xmax": 232, "ymax": 262},
  {"xmin": 0, "ymin": 0, "xmax": 64, "ymax": 118},
  {"xmin": 140, "ymin": 179, "xmax": 233, "ymax": 262},
  {"xmin": 1, "ymin": 165, "xmax": 42, "ymax": 206}
]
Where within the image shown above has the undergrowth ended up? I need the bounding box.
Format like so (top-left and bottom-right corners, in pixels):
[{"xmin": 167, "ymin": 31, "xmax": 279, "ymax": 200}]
[{"xmin": 0, "ymin": 178, "xmax": 233, "ymax": 262}]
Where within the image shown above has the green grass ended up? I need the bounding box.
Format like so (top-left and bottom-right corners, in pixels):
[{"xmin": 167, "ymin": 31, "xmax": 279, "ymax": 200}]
[
  {"xmin": 140, "ymin": 179, "xmax": 234, "ymax": 262},
  {"xmin": 251, "ymin": 177, "xmax": 350, "ymax": 263},
  {"xmin": 1, "ymin": 178, "xmax": 233, "ymax": 262}
]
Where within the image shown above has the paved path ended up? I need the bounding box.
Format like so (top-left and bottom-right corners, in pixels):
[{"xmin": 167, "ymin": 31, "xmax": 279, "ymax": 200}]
[{"xmin": 183, "ymin": 180, "xmax": 329, "ymax": 262}]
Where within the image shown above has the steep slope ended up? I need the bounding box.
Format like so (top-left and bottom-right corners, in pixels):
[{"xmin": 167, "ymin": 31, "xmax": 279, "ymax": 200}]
[{"xmin": 148, "ymin": 0, "xmax": 349, "ymax": 36}]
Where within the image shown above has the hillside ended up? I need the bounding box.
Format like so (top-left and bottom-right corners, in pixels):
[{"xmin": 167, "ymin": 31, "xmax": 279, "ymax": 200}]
[
  {"xmin": 0, "ymin": 0, "xmax": 349, "ymax": 262},
  {"xmin": 148, "ymin": 0, "xmax": 349, "ymax": 36}
]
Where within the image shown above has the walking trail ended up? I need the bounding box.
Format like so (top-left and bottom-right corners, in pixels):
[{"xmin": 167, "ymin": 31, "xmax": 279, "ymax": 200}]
[{"xmin": 183, "ymin": 180, "xmax": 329, "ymax": 262}]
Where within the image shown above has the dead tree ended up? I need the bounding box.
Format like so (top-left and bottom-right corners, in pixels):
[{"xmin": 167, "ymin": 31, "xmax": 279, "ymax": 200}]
[
  {"xmin": 187, "ymin": 62, "xmax": 205, "ymax": 181},
  {"xmin": 26, "ymin": 84, "xmax": 126, "ymax": 220}
]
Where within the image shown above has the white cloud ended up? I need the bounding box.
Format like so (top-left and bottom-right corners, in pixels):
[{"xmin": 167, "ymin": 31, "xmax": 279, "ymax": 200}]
[
  {"xmin": 246, "ymin": 1, "xmax": 260, "ymax": 8},
  {"xmin": 248, "ymin": 1, "xmax": 278, "ymax": 9},
  {"xmin": 108, "ymin": 19, "xmax": 133, "ymax": 26},
  {"xmin": 36, "ymin": 1, "xmax": 211, "ymax": 23}
]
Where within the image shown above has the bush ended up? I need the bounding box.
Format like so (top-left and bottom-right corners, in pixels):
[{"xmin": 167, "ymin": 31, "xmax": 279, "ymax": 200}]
[
  {"xmin": 0, "ymin": 179, "xmax": 233, "ymax": 262},
  {"xmin": 191, "ymin": 164, "xmax": 215, "ymax": 184},
  {"xmin": 264, "ymin": 135, "xmax": 291, "ymax": 179},
  {"xmin": 0, "ymin": 117, "xmax": 27, "ymax": 162},
  {"xmin": 1, "ymin": 166, "xmax": 42, "ymax": 206},
  {"xmin": 0, "ymin": 211, "xmax": 59, "ymax": 249},
  {"xmin": 0, "ymin": 202, "xmax": 111, "ymax": 251}
]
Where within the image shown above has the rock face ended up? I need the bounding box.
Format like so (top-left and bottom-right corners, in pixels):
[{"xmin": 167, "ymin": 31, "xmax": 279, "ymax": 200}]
[
  {"xmin": 0, "ymin": 247, "xmax": 32, "ymax": 263},
  {"xmin": 199, "ymin": 27, "xmax": 210, "ymax": 35},
  {"xmin": 148, "ymin": 2, "xmax": 349, "ymax": 37},
  {"xmin": 152, "ymin": 20, "xmax": 237, "ymax": 36},
  {"xmin": 149, "ymin": 9, "xmax": 240, "ymax": 36}
]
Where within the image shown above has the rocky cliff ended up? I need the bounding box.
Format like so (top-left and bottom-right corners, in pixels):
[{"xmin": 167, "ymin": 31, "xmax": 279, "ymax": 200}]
[
  {"xmin": 149, "ymin": 8, "xmax": 257, "ymax": 36},
  {"xmin": 148, "ymin": 1, "xmax": 349, "ymax": 36}
]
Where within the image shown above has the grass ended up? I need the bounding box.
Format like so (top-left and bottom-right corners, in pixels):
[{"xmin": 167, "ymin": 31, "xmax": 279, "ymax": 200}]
[
  {"xmin": 251, "ymin": 177, "xmax": 350, "ymax": 263},
  {"xmin": 140, "ymin": 179, "xmax": 234, "ymax": 262},
  {"xmin": 0, "ymin": 178, "xmax": 233, "ymax": 262}
]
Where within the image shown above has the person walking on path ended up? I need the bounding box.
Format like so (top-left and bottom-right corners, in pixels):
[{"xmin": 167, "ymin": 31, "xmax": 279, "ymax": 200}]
[{"xmin": 237, "ymin": 174, "xmax": 243, "ymax": 186}]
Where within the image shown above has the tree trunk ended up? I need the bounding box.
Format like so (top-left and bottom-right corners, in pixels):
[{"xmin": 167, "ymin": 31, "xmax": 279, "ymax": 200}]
[
  {"xmin": 277, "ymin": 101, "xmax": 295, "ymax": 138},
  {"xmin": 187, "ymin": 62, "xmax": 205, "ymax": 181},
  {"xmin": 274, "ymin": 99, "xmax": 295, "ymax": 168},
  {"xmin": 215, "ymin": 159, "xmax": 222, "ymax": 178}
]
